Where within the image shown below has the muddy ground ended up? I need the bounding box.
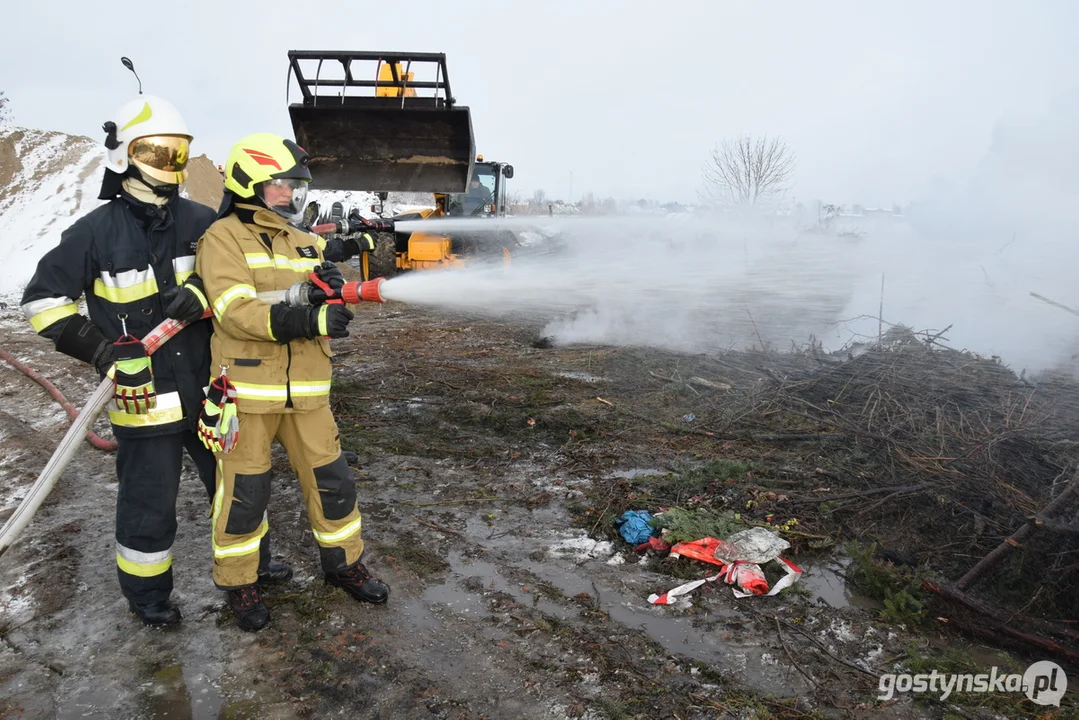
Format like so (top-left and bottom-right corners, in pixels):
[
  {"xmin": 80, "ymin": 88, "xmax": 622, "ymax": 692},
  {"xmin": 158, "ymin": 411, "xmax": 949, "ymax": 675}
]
[{"xmin": 0, "ymin": 301, "xmax": 1075, "ymax": 720}]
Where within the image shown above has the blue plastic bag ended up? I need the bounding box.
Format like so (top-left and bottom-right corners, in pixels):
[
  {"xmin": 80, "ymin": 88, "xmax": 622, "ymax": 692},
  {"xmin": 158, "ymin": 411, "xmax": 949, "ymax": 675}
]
[{"xmin": 615, "ymin": 510, "xmax": 657, "ymax": 545}]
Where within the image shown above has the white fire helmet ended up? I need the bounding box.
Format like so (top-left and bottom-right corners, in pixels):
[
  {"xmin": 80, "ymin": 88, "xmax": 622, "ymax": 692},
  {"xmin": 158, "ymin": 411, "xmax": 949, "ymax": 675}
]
[{"xmin": 103, "ymin": 95, "xmax": 193, "ymax": 184}]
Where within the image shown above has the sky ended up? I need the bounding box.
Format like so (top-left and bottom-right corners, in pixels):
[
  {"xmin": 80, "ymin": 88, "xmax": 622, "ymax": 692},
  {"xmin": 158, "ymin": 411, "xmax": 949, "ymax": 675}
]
[{"xmin": 2, "ymin": 0, "xmax": 1076, "ymax": 207}]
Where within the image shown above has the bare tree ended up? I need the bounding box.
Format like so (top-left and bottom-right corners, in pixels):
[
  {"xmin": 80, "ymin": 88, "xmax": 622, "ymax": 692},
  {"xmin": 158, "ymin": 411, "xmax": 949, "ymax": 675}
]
[
  {"xmin": 505, "ymin": 191, "xmax": 534, "ymax": 215},
  {"xmin": 701, "ymin": 135, "xmax": 796, "ymax": 208},
  {"xmin": 0, "ymin": 91, "xmax": 10, "ymax": 125}
]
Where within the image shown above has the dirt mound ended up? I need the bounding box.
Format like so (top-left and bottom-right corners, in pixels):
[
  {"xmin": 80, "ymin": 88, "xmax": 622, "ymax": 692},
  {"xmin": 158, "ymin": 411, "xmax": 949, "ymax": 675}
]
[
  {"xmin": 181, "ymin": 154, "xmax": 223, "ymax": 210},
  {"xmin": 0, "ymin": 131, "xmax": 22, "ymax": 191},
  {"xmin": 0, "ymin": 127, "xmax": 101, "ymax": 217}
]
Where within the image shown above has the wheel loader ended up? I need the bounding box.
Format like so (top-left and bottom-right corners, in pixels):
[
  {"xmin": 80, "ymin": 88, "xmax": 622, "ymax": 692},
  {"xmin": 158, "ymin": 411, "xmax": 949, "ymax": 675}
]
[{"xmin": 286, "ymin": 49, "xmax": 518, "ymax": 280}]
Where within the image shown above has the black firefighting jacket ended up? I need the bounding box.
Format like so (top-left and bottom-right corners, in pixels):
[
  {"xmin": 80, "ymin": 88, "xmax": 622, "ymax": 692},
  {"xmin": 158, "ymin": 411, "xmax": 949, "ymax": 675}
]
[{"xmin": 20, "ymin": 191, "xmax": 216, "ymax": 438}]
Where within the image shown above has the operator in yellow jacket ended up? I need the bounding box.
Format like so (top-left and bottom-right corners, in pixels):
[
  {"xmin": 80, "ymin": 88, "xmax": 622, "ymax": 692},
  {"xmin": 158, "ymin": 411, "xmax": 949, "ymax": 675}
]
[{"xmin": 194, "ymin": 132, "xmax": 388, "ymax": 631}]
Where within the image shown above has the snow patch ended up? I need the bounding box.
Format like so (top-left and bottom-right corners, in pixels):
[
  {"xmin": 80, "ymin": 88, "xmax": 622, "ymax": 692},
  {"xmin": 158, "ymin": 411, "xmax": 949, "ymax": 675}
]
[
  {"xmin": 547, "ymin": 530, "xmax": 614, "ymax": 560},
  {"xmin": 0, "ymin": 574, "xmax": 35, "ymax": 625},
  {"xmin": 828, "ymin": 618, "xmax": 858, "ymax": 643}
]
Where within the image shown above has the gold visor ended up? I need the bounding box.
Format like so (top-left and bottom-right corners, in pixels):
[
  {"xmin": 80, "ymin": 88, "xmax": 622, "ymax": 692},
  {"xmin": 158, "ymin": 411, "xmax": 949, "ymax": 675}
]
[{"xmin": 129, "ymin": 135, "xmax": 190, "ymax": 184}]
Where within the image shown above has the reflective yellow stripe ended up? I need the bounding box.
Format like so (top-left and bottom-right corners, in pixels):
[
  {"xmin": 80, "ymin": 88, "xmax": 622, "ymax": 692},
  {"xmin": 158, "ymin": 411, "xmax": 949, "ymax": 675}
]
[
  {"xmin": 291, "ymin": 381, "xmax": 331, "ymax": 397},
  {"xmin": 279, "ymin": 255, "xmax": 320, "ymax": 272},
  {"xmin": 312, "ymin": 515, "xmax": 362, "ymax": 545},
  {"xmin": 27, "ymin": 303, "xmax": 78, "ymax": 332},
  {"xmin": 316, "ymin": 237, "xmax": 327, "ymax": 251},
  {"xmin": 188, "ymin": 284, "xmax": 208, "ymax": 311},
  {"xmin": 116, "ymin": 553, "xmax": 172, "ymax": 577},
  {"xmin": 213, "ymin": 519, "xmax": 268, "ymax": 559},
  {"xmin": 116, "ymin": 544, "xmax": 172, "ymax": 578},
  {"xmin": 93, "ymin": 276, "xmax": 159, "ymax": 303},
  {"xmin": 244, "ymin": 253, "xmax": 274, "ymax": 269},
  {"xmin": 244, "ymin": 253, "xmax": 318, "ymax": 273},
  {"xmin": 317, "ymin": 305, "xmax": 328, "ymax": 336},
  {"xmin": 173, "ymin": 255, "xmax": 195, "ymax": 284},
  {"xmin": 93, "ymin": 266, "xmax": 158, "ymax": 303},
  {"xmin": 267, "ymin": 311, "xmax": 276, "ymax": 342},
  {"xmin": 231, "ymin": 381, "xmax": 288, "ymax": 401},
  {"xmin": 108, "ymin": 391, "xmax": 183, "ymax": 428},
  {"xmin": 212, "ymin": 284, "xmax": 257, "ymax": 320},
  {"xmin": 212, "ymin": 458, "xmax": 225, "ymax": 521}
]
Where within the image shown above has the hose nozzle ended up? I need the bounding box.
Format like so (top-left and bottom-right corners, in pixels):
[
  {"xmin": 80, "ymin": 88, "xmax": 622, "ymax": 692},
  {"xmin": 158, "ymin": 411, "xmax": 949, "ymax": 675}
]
[
  {"xmin": 342, "ymin": 278, "xmax": 385, "ymax": 304},
  {"xmin": 277, "ymin": 278, "xmax": 385, "ymax": 306}
]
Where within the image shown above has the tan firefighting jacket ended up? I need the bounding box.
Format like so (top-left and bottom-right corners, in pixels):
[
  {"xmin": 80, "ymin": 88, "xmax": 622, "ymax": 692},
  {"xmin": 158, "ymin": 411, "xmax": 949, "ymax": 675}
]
[{"xmin": 195, "ymin": 202, "xmax": 334, "ymax": 413}]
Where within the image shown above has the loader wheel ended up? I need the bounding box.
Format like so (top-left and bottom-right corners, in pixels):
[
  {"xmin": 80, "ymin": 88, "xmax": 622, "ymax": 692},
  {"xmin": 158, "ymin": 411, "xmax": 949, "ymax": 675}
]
[{"xmin": 367, "ymin": 232, "xmax": 398, "ymax": 279}]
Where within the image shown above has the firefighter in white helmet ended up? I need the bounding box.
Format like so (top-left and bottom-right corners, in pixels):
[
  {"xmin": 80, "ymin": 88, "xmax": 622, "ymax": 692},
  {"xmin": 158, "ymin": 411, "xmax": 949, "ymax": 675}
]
[{"xmin": 20, "ymin": 96, "xmax": 291, "ymax": 628}]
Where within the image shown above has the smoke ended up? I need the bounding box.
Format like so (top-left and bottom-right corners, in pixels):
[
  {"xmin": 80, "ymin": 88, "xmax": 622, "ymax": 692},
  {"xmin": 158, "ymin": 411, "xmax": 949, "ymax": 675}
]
[
  {"xmin": 382, "ymin": 214, "xmax": 869, "ymax": 354},
  {"xmin": 862, "ymin": 88, "xmax": 1079, "ymax": 373},
  {"xmin": 383, "ymin": 93, "xmax": 1079, "ymax": 374}
]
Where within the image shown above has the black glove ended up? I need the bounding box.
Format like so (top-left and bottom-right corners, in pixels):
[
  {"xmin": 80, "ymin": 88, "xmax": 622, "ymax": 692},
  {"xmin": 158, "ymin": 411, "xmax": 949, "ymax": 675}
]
[
  {"xmin": 309, "ymin": 261, "xmax": 345, "ymax": 305},
  {"xmin": 52, "ymin": 314, "xmax": 112, "ymax": 369},
  {"xmin": 165, "ymin": 274, "xmax": 209, "ymax": 324},
  {"xmin": 268, "ymin": 303, "xmax": 354, "ymax": 343},
  {"xmin": 311, "ymin": 304, "xmax": 354, "ymax": 339},
  {"xmin": 92, "ymin": 341, "xmax": 117, "ymax": 375},
  {"xmin": 269, "ymin": 304, "xmax": 315, "ymax": 344},
  {"xmin": 340, "ymin": 232, "xmax": 376, "ymax": 259}
]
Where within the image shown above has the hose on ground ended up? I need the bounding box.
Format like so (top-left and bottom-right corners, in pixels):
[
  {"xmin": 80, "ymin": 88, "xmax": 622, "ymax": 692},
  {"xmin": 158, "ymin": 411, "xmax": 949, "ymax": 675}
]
[{"xmin": 0, "ymin": 349, "xmax": 117, "ymax": 452}]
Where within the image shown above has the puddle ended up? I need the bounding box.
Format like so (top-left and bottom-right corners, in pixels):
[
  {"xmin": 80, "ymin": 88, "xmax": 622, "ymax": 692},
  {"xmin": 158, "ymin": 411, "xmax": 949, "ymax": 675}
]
[
  {"xmin": 58, "ymin": 662, "xmax": 226, "ymax": 720},
  {"xmin": 438, "ymin": 477, "xmax": 808, "ymax": 695},
  {"xmin": 518, "ymin": 559, "xmax": 802, "ymax": 695},
  {"xmin": 136, "ymin": 662, "xmax": 225, "ymax": 719},
  {"xmin": 802, "ymin": 558, "xmax": 881, "ymax": 611},
  {"xmin": 424, "ymin": 551, "xmax": 572, "ymax": 621}
]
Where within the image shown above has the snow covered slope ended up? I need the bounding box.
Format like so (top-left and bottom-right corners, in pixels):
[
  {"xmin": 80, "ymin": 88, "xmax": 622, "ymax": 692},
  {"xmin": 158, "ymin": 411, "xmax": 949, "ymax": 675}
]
[
  {"xmin": 0, "ymin": 126, "xmax": 223, "ymax": 298},
  {"xmin": 0, "ymin": 127, "xmax": 106, "ymax": 296}
]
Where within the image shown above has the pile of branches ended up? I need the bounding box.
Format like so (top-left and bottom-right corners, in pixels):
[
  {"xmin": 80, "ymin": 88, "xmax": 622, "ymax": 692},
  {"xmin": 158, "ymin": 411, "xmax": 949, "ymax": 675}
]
[{"xmin": 752, "ymin": 326, "xmax": 1079, "ymax": 622}]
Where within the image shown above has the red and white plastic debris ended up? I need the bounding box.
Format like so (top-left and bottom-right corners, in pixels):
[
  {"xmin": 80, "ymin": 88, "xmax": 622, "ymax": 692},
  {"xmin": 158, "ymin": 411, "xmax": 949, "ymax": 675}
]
[{"xmin": 648, "ymin": 527, "xmax": 803, "ymax": 604}]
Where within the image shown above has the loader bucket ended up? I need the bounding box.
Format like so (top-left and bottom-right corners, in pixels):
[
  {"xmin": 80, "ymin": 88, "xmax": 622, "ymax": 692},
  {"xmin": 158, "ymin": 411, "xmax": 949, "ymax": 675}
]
[{"xmin": 289, "ymin": 99, "xmax": 475, "ymax": 192}]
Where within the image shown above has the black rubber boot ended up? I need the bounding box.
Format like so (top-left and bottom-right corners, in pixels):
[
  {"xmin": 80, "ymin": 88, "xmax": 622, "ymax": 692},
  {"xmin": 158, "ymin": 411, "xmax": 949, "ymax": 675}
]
[
  {"xmin": 258, "ymin": 561, "xmax": 294, "ymax": 584},
  {"xmin": 227, "ymin": 585, "xmax": 270, "ymax": 632},
  {"xmin": 325, "ymin": 562, "xmax": 389, "ymax": 604},
  {"xmin": 257, "ymin": 540, "xmax": 293, "ymax": 585},
  {"xmin": 128, "ymin": 599, "xmax": 181, "ymax": 627}
]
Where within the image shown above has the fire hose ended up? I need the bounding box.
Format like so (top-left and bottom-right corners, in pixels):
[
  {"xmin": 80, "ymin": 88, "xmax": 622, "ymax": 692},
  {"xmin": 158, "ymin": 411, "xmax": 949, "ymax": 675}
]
[
  {"xmin": 0, "ymin": 311, "xmax": 213, "ymax": 555},
  {"xmin": 0, "ymin": 275, "xmax": 387, "ymax": 556},
  {"xmin": 0, "ymin": 349, "xmax": 117, "ymax": 451}
]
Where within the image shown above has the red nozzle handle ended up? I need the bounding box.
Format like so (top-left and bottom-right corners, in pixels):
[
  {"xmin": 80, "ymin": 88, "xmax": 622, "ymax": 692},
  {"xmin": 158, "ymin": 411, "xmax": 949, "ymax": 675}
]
[
  {"xmin": 310, "ymin": 222, "xmax": 339, "ymax": 235},
  {"xmin": 340, "ymin": 279, "xmax": 385, "ymax": 304}
]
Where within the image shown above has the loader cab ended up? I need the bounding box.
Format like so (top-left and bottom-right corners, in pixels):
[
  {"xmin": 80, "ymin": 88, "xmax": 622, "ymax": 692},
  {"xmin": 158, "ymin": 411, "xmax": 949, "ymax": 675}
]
[{"xmin": 444, "ymin": 158, "xmax": 514, "ymax": 218}]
